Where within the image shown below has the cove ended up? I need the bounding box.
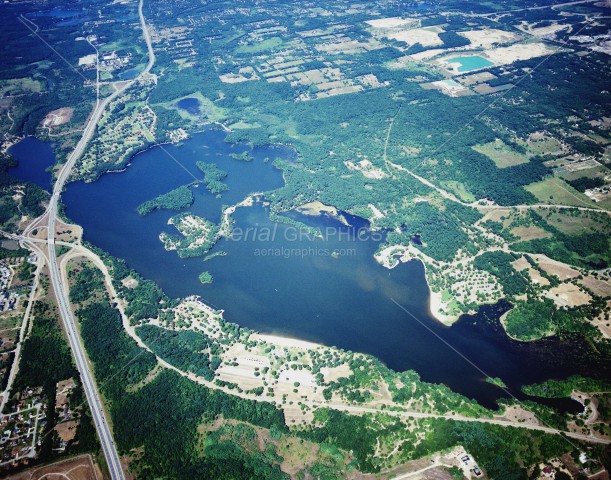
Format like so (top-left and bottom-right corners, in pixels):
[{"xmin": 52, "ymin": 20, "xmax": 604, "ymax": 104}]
[{"xmin": 15, "ymin": 130, "xmax": 606, "ymax": 410}]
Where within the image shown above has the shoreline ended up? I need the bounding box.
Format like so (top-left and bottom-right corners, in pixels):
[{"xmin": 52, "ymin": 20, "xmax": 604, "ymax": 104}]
[
  {"xmin": 52, "ymin": 122, "xmax": 530, "ymax": 342},
  {"xmin": 250, "ymin": 332, "xmax": 323, "ymax": 350},
  {"xmin": 374, "ymin": 244, "xmax": 461, "ymax": 325}
]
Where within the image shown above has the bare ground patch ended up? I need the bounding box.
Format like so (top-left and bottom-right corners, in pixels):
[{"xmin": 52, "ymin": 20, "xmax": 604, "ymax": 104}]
[
  {"xmin": 578, "ymin": 275, "xmax": 611, "ymax": 298},
  {"xmin": 531, "ymin": 254, "xmax": 581, "ymax": 280},
  {"xmin": 5, "ymin": 454, "xmax": 100, "ymax": 480},
  {"xmin": 543, "ymin": 283, "xmax": 592, "ymax": 308},
  {"xmin": 459, "ymin": 28, "xmax": 521, "ymax": 48},
  {"xmin": 41, "ymin": 107, "xmax": 74, "ymax": 128}
]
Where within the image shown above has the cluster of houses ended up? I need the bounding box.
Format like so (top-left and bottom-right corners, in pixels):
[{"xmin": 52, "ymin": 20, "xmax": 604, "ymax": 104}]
[
  {"xmin": 0, "ymin": 388, "xmax": 46, "ymax": 469},
  {"xmin": 0, "ymin": 262, "xmax": 18, "ymax": 313}
]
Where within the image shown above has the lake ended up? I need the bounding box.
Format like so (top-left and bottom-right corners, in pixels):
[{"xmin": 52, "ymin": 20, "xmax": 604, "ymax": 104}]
[
  {"xmin": 8, "ymin": 136, "xmax": 56, "ymax": 191},
  {"xmin": 176, "ymin": 97, "xmax": 202, "ymax": 116},
  {"xmin": 9, "ymin": 130, "xmax": 607, "ymax": 410}
]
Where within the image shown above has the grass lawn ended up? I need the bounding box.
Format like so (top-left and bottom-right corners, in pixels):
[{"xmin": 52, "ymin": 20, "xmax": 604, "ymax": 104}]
[{"xmin": 0, "ymin": 316, "xmax": 20, "ymax": 331}]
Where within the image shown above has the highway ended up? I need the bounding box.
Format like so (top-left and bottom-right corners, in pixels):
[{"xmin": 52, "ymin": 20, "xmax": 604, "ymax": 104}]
[
  {"xmin": 32, "ymin": 0, "xmax": 155, "ymax": 477},
  {"xmin": 43, "ymin": 63, "xmax": 126, "ymax": 480},
  {"xmin": 39, "ymin": 33, "xmax": 130, "ymax": 480}
]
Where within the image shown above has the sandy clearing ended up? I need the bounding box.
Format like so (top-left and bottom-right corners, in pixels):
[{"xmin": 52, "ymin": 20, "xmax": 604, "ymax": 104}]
[
  {"xmin": 388, "ymin": 27, "xmax": 444, "ymax": 47},
  {"xmin": 544, "ymin": 283, "xmax": 592, "ymax": 308},
  {"xmin": 515, "ymin": 21, "xmax": 572, "ymax": 37},
  {"xmin": 278, "ymin": 368, "xmax": 317, "ymax": 387},
  {"xmin": 511, "ymin": 257, "xmax": 550, "ymax": 286},
  {"xmin": 295, "ymin": 200, "xmax": 338, "ymax": 216},
  {"xmin": 578, "ymin": 275, "xmax": 611, "ymax": 297},
  {"xmin": 485, "ymin": 42, "xmax": 560, "ymax": 64},
  {"xmin": 531, "ymin": 254, "xmax": 581, "ymax": 280},
  {"xmin": 511, "ymin": 256, "xmax": 531, "ymax": 271},
  {"xmin": 459, "ymin": 28, "xmax": 521, "ymax": 48},
  {"xmin": 216, "ymin": 369, "xmax": 265, "ymax": 390},
  {"xmin": 320, "ymin": 364, "xmax": 353, "ymax": 383},
  {"xmin": 428, "ymin": 79, "xmax": 470, "ymax": 97},
  {"xmin": 55, "ymin": 419, "xmax": 78, "ymax": 443},
  {"xmin": 42, "ymin": 107, "xmax": 74, "ymax": 128},
  {"xmin": 497, "ymin": 404, "xmax": 542, "ymax": 426},
  {"xmin": 375, "ymin": 244, "xmax": 410, "ymax": 269},
  {"xmin": 528, "ymin": 268, "xmax": 550, "ymax": 286},
  {"xmin": 344, "ymin": 159, "xmax": 387, "ymax": 179},
  {"xmin": 78, "ymin": 54, "xmax": 96, "ymax": 66},
  {"xmin": 294, "ymin": 201, "xmax": 350, "ymax": 226},
  {"xmin": 219, "ymin": 69, "xmax": 260, "ymax": 83},
  {"xmin": 282, "ymin": 402, "xmax": 315, "ymax": 425},
  {"xmin": 250, "ymin": 333, "xmax": 322, "ymax": 350},
  {"xmin": 428, "ymin": 289, "xmax": 455, "ymax": 325},
  {"xmin": 366, "ymin": 17, "xmax": 417, "ymax": 29},
  {"xmin": 369, "ymin": 203, "xmax": 385, "ymax": 219}
]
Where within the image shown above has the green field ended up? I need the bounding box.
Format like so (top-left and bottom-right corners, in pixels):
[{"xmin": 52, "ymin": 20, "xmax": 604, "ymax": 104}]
[
  {"xmin": 235, "ymin": 37, "xmax": 283, "ymax": 54},
  {"xmin": 525, "ymin": 177, "xmax": 599, "ymax": 208},
  {"xmin": 473, "ymin": 139, "xmax": 530, "ymax": 168},
  {"xmin": 0, "ymin": 316, "xmax": 20, "ymax": 331},
  {"xmin": 440, "ymin": 181, "xmax": 476, "ymax": 202}
]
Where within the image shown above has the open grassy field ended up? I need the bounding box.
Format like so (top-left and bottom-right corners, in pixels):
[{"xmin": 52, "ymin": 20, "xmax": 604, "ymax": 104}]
[
  {"xmin": 440, "ymin": 180, "xmax": 476, "ymax": 202},
  {"xmin": 473, "ymin": 139, "xmax": 529, "ymax": 168},
  {"xmin": 520, "ymin": 132, "xmax": 567, "ymax": 156},
  {"xmin": 235, "ymin": 37, "xmax": 283, "ymax": 54},
  {"xmin": 557, "ymin": 165, "xmax": 606, "ymax": 182},
  {"xmin": 538, "ymin": 208, "xmax": 611, "ymax": 236},
  {"xmin": 0, "ymin": 315, "xmax": 20, "ymax": 331},
  {"xmin": 0, "ymin": 78, "xmax": 44, "ymax": 97},
  {"xmin": 525, "ymin": 177, "xmax": 599, "ymax": 208}
]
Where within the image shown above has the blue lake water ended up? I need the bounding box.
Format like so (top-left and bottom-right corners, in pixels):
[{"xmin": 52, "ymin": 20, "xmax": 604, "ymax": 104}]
[
  {"xmin": 9, "ymin": 131, "xmax": 606, "ymax": 410},
  {"xmin": 8, "ymin": 136, "xmax": 56, "ymax": 191},
  {"xmin": 448, "ymin": 55, "xmax": 494, "ymax": 72},
  {"xmin": 176, "ymin": 97, "xmax": 201, "ymax": 116},
  {"xmin": 119, "ymin": 68, "xmax": 141, "ymax": 80}
]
